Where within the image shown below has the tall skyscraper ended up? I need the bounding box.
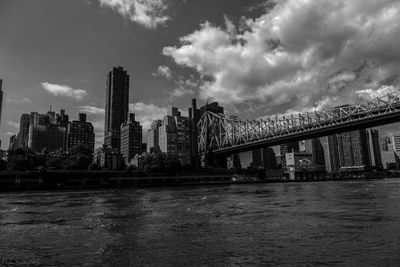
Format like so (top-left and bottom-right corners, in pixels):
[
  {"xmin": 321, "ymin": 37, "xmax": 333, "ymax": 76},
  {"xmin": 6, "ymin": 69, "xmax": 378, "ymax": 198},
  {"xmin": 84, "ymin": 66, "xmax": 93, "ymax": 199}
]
[
  {"xmin": 120, "ymin": 113, "xmax": 142, "ymax": 164},
  {"xmin": 366, "ymin": 129, "xmax": 383, "ymax": 169},
  {"xmin": 337, "ymin": 129, "xmax": 370, "ymax": 170},
  {"xmin": 67, "ymin": 113, "xmax": 95, "ymax": 154},
  {"xmin": 320, "ymin": 135, "xmax": 340, "ymax": 173},
  {"xmin": 104, "ymin": 67, "xmax": 129, "ymax": 150}
]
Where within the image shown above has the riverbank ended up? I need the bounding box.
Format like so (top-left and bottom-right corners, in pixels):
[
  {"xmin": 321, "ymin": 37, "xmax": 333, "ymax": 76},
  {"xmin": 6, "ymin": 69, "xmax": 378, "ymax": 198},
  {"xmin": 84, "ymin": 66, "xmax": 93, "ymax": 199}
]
[{"xmin": 0, "ymin": 170, "xmax": 398, "ymax": 192}]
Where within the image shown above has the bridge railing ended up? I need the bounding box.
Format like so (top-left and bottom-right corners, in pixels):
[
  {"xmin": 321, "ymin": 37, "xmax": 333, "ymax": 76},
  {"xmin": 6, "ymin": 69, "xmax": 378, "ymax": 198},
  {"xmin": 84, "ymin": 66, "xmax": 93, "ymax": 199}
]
[{"xmin": 198, "ymin": 90, "xmax": 400, "ymax": 153}]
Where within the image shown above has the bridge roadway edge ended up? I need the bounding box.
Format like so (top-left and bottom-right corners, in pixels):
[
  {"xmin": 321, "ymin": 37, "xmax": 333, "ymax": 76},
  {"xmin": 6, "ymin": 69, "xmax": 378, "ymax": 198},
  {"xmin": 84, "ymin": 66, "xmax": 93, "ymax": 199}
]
[{"xmin": 211, "ymin": 110, "xmax": 400, "ymax": 155}]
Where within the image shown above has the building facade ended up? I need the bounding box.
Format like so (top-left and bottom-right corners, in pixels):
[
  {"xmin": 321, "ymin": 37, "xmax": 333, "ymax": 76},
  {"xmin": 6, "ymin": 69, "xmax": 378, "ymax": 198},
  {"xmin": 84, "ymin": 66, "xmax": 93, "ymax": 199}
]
[
  {"xmin": 280, "ymin": 142, "xmax": 299, "ymax": 171},
  {"xmin": 393, "ymin": 131, "xmax": 400, "ymax": 155},
  {"xmin": 67, "ymin": 113, "xmax": 95, "ymax": 154},
  {"xmin": 320, "ymin": 135, "xmax": 340, "ymax": 173},
  {"xmin": 18, "ymin": 113, "xmax": 33, "ymax": 148},
  {"xmin": 27, "ymin": 110, "xmax": 69, "ymax": 153},
  {"xmin": 337, "ymin": 129, "xmax": 371, "ymax": 171},
  {"xmin": 304, "ymin": 138, "xmax": 325, "ymax": 171},
  {"xmin": 94, "ymin": 146, "xmax": 123, "ymax": 170},
  {"xmin": 159, "ymin": 107, "xmax": 191, "ymax": 165},
  {"xmin": 366, "ymin": 129, "xmax": 383, "ymax": 169},
  {"xmin": 28, "ymin": 124, "xmax": 66, "ymax": 153},
  {"xmin": 286, "ymin": 152, "xmax": 314, "ymax": 172},
  {"xmin": 379, "ymin": 136, "xmax": 398, "ymax": 169},
  {"xmin": 104, "ymin": 66, "xmax": 129, "ymax": 150},
  {"xmin": 120, "ymin": 113, "xmax": 142, "ymax": 165},
  {"xmin": 147, "ymin": 119, "xmax": 162, "ymax": 153}
]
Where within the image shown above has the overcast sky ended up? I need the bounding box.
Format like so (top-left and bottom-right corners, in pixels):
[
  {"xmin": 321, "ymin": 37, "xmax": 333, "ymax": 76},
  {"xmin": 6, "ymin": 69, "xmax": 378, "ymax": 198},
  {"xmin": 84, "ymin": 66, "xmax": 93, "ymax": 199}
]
[{"xmin": 1, "ymin": 0, "xmax": 400, "ymax": 149}]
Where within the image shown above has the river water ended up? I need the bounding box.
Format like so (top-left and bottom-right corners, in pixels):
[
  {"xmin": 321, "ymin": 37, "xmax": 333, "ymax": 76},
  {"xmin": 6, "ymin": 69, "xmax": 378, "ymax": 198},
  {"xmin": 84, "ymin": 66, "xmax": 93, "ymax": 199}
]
[{"xmin": 1, "ymin": 179, "xmax": 400, "ymax": 266}]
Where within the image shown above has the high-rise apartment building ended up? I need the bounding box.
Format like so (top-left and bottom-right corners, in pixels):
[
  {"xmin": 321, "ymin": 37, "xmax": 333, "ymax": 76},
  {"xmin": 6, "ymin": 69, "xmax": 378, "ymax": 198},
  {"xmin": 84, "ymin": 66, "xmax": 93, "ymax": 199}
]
[
  {"xmin": 304, "ymin": 138, "xmax": 325, "ymax": 171},
  {"xmin": 159, "ymin": 107, "xmax": 191, "ymax": 165},
  {"xmin": 16, "ymin": 110, "xmax": 69, "ymax": 151},
  {"xmin": 27, "ymin": 110, "xmax": 68, "ymax": 153},
  {"xmin": 104, "ymin": 67, "xmax": 129, "ymax": 150},
  {"xmin": 18, "ymin": 113, "xmax": 33, "ymax": 148},
  {"xmin": 366, "ymin": 129, "xmax": 383, "ymax": 169},
  {"xmin": 56, "ymin": 109, "xmax": 69, "ymax": 127},
  {"xmin": 379, "ymin": 136, "xmax": 397, "ymax": 169},
  {"xmin": 66, "ymin": 113, "xmax": 95, "ymax": 154},
  {"xmin": 120, "ymin": 113, "xmax": 142, "ymax": 164},
  {"xmin": 29, "ymin": 124, "xmax": 66, "ymax": 153},
  {"xmin": 320, "ymin": 135, "xmax": 340, "ymax": 173},
  {"xmin": 159, "ymin": 115, "xmax": 178, "ymax": 156},
  {"xmin": 147, "ymin": 120, "xmax": 162, "ymax": 153},
  {"xmin": 393, "ymin": 131, "xmax": 400, "ymax": 155},
  {"xmin": 337, "ymin": 129, "xmax": 370, "ymax": 170},
  {"xmin": 9, "ymin": 135, "xmax": 18, "ymax": 151}
]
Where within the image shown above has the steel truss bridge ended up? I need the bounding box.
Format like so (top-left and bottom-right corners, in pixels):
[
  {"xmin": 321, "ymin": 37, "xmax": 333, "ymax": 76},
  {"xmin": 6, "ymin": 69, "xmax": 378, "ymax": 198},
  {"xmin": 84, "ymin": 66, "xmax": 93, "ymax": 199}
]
[{"xmin": 198, "ymin": 90, "xmax": 400, "ymax": 155}]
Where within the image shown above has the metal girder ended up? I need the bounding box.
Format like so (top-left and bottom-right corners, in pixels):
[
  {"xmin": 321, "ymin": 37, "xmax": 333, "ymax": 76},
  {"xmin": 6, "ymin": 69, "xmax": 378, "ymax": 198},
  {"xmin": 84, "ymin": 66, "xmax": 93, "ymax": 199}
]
[{"xmin": 198, "ymin": 89, "xmax": 400, "ymax": 154}]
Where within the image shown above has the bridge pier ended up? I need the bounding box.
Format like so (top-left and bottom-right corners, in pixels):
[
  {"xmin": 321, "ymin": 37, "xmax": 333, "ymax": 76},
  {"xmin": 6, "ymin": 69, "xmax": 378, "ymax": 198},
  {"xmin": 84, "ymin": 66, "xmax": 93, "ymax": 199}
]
[{"xmin": 201, "ymin": 152, "xmax": 227, "ymax": 169}]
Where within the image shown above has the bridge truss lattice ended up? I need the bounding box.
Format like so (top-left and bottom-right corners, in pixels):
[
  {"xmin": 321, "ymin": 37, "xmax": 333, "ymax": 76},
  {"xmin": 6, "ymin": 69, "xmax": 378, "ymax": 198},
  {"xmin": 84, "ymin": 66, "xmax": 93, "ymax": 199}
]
[{"xmin": 198, "ymin": 90, "xmax": 400, "ymax": 154}]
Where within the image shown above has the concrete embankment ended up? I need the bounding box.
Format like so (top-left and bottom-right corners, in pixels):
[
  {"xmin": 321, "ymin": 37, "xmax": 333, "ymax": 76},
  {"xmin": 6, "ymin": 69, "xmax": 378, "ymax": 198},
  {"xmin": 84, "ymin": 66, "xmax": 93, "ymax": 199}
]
[
  {"xmin": 0, "ymin": 170, "xmax": 395, "ymax": 192},
  {"xmin": 0, "ymin": 171, "xmax": 234, "ymax": 191}
]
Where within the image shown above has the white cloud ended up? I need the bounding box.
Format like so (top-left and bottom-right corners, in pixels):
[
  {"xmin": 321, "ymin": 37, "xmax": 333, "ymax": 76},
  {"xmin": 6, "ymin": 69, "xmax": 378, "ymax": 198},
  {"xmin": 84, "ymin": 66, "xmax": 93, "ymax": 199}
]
[
  {"xmin": 355, "ymin": 85, "xmax": 397, "ymax": 100},
  {"xmin": 6, "ymin": 98, "xmax": 31, "ymax": 104},
  {"xmin": 98, "ymin": 0, "xmax": 169, "ymax": 29},
  {"xmin": 41, "ymin": 82, "xmax": 87, "ymax": 100},
  {"xmin": 6, "ymin": 121, "xmax": 19, "ymax": 129},
  {"xmin": 169, "ymin": 75, "xmax": 198, "ymax": 98},
  {"xmin": 129, "ymin": 102, "xmax": 167, "ymax": 130},
  {"xmin": 77, "ymin": 105, "xmax": 105, "ymax": 115},
  {"xmin": 163, "ymin": 0, "xmax": 400, "ymax": 116},
  {"xmin": 153, "ymin": 65, "xmax": 172, "ymax": 79},
  {"xmin": 170, "ymin": 87, "xmax": 194, "ymax": 98}
]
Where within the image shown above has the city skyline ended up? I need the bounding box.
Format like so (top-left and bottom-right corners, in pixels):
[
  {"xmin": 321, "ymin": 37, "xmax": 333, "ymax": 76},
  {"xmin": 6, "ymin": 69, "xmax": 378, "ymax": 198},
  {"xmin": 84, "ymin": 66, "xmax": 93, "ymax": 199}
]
[{"xmin": 2, "ymin": 0, "xmax": 400, "ymax": 149}]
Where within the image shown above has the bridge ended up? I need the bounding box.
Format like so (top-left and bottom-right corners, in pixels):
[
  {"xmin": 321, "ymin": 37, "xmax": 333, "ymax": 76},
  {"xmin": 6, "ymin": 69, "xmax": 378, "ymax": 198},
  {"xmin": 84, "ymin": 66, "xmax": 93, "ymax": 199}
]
[{"xmin": 197, "ymin": 89, "xmax": 400, "ymax": 156}]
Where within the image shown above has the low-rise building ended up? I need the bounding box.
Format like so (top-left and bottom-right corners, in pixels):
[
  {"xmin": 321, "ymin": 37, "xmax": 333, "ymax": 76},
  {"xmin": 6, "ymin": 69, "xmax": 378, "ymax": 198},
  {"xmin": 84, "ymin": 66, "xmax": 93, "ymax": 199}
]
[{"xmin": 94, "ymin": 146, "xmax": 123, "ymax": 170}]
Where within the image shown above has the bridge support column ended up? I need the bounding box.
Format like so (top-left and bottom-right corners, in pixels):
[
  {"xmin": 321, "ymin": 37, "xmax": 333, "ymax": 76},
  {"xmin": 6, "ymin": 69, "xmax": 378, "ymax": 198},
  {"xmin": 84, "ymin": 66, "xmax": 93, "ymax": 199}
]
[{"xmin": 200, "ymin": 152, "xmax": 227, "ymax": 169}]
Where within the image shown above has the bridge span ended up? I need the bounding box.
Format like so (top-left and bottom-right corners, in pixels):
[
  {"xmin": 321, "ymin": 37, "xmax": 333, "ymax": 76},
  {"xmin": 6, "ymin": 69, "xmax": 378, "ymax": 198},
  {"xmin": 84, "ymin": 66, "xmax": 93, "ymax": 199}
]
[{"xmin": 198, "ymin": 90, "xmax": 400, "ymax": 155}]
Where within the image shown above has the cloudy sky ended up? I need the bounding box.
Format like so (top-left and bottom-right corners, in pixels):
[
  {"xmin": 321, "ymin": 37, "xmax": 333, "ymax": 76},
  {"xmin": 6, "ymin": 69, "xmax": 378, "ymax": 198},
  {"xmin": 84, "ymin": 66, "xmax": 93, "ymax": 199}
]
[{"xmin": 1, "ymin": 0, "xmax": 400, "ymax": 149}]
